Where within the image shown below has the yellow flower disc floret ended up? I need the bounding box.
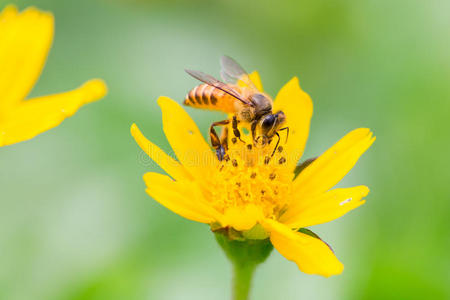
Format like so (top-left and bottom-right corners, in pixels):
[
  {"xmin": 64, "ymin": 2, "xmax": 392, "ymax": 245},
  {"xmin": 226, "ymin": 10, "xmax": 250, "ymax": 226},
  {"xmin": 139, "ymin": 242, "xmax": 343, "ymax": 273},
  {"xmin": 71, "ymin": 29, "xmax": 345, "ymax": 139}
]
[{"xmin": 209, "ymin": 133, "xmax": 293, "ymax": 230}]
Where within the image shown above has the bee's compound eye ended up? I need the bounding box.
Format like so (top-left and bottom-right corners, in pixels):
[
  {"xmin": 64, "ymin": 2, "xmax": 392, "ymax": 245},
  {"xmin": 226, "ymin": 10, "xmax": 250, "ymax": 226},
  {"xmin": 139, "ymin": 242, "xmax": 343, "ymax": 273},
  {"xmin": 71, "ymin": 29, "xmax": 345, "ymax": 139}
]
[{"xmin": 261, "ymin": 115, "xmax": 276, "ymax": 129}]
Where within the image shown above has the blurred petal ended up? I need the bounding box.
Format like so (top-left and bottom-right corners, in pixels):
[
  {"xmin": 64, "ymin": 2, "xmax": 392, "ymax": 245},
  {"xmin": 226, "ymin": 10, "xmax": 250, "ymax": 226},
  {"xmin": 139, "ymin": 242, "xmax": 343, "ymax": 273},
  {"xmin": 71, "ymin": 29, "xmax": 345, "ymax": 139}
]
[
  {"xmin": 246, "ymin": 71, "xmax": 264, "ymax": 92},
  {"xmin": 0, "ymin": 79, "xmax": 107, "ymax": 147},
  {"xmin": 0, "ymin": 5, "xmax": 53, "ymax": 110},
  {"xmin": 281, "ymin": 186, "xmax": 369, "ymax": 228},
  {"xmin": 237, "ymin": 71, "xmax": 263, "ymax": 92},
  {"xmin": 144, "ymin": 172, "xmax": 217, "ymax": 223},
  {"xmin": 273, "ymin": 77, "xmax": 313, "ymax": 172},
  {"xmin": 131, "ymin": 123, "xmax": 193, "ymax": 182},
  {"xmin": 249, "ymin": 71, "xmax": 263, "ymax": 92},
  {"xmin": 293, "ymin": 128, "xmax": 375, "ymax": 198},
  {"xmin": 158, "ymin": 96, "xmax": 217, "ymax": 181},
  {"xmin": 262, "ymin": 219, "xmax": 343, "ymax": 277}
]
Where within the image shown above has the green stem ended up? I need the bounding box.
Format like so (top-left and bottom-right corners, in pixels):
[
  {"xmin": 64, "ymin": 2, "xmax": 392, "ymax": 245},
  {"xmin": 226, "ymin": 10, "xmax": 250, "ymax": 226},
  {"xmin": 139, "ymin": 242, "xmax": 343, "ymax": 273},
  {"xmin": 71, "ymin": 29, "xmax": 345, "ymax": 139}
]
[
  {"xmin": 233, "ymin": 263, "xmax": 256, "ymax": 300},
  {"xmin": 214, "ymin": 231, "xmax": 273, "ymax": 300}
]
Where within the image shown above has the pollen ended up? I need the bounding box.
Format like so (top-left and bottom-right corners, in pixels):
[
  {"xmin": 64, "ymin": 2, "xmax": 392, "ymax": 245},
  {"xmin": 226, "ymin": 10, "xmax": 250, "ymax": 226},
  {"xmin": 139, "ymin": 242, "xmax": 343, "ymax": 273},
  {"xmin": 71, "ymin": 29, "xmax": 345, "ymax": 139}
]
[{"xmin": 206, "ymin": 133, "xmax": 292, "ymax": 220}]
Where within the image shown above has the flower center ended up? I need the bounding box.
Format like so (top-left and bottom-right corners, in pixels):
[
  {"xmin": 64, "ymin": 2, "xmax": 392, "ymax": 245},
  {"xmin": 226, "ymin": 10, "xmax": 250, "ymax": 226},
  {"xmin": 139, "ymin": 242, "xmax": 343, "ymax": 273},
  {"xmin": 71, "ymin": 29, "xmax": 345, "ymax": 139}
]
[{"xmin": 207, "ymin": 134, "xmax": 292, "ymax": 221}]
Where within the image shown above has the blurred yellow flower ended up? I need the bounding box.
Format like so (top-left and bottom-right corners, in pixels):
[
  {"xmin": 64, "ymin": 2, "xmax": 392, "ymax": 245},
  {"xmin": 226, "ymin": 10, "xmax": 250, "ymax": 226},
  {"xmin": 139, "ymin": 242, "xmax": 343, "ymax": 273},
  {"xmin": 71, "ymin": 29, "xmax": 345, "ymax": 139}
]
[
  {"xmin": 131, "ymin": 72, "xmax": 374, "ymax": 277},
  {"xmin": 0, "ymin": 5, "xmax": 107, "ymax": 147}
]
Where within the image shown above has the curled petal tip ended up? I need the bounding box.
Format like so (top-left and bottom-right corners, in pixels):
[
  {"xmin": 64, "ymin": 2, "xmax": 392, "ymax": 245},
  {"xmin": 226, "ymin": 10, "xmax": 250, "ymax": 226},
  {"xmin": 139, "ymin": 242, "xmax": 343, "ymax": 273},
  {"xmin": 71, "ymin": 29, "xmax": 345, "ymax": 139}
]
[
  {"xmin": 130, "ymin": 123, "xmax": 139, "ymax": 136},
  {"xmin": 156, "ymin": 95, "xmax": 175, "ymax": 108},
  {"xmin": 130, "ymin": 123, "xmax": 146, "ymax": 145},
  {"xmin": 81, "ymin": 79, "xmax": 108, "ymax": 102},
  {"xmin": 2, "ymin": 4, "xmax": 18, "ymax": 15},
  {"xmin": 360, "ymin": 185, "xmax": 370, "ymax": 196},
  {"xmin": 16, "ymin": 6, "xmax": 54, "ymax": 22}
]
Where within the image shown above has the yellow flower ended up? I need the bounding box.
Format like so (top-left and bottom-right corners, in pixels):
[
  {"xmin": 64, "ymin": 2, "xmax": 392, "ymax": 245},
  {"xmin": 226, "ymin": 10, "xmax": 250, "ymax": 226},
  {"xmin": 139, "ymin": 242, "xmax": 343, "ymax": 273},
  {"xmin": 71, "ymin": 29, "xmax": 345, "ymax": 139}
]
[
  {"xmin": 131, "ymin": 72, "xmax": 375, "ymax": 277},
  {"xmin": 0, "ymin": 5, "xmax": 107, "ymax": 147}
]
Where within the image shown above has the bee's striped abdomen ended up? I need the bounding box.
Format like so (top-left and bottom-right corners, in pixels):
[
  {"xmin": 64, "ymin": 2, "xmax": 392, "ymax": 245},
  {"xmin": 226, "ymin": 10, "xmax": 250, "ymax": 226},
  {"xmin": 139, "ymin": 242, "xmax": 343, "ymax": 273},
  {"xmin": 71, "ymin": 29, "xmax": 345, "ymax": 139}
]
[{"xmin": 184, "ymin": 84, "xmax": 236, "ymax": 113}]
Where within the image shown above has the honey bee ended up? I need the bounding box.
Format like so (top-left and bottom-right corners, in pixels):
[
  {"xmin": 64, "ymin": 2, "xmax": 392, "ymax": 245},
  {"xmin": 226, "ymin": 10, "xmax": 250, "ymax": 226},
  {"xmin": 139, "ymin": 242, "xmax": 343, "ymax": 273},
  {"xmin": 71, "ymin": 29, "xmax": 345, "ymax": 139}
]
[{"xmin": 184, "ymin": 56, "xmax": 288, "ymax": 161}]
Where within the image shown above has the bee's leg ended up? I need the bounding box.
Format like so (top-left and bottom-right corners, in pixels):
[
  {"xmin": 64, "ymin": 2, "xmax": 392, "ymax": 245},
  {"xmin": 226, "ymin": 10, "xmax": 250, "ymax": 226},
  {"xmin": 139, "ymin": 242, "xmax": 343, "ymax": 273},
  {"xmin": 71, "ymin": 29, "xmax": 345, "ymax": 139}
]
[
  {"xmin": 250, "ymin": 121, "xmax": 257, "ymax": 146},
  {"xmin": 271, "ymin": 132, "xmax": 281, "ymax": 157},
  {"xmin": 232, "ymin": 116, "xmax": 245, "ymax": 143},
  {"xmin": 279, "ymin": 127, "xmax": 290, "ymax": 143},
  {"xmin": 220, "ymin": 126, "xmax": 229, "ymax": 151},
  {"xmin": 210, "ymin": 119, "xmax": 230, "ymax": 161}
]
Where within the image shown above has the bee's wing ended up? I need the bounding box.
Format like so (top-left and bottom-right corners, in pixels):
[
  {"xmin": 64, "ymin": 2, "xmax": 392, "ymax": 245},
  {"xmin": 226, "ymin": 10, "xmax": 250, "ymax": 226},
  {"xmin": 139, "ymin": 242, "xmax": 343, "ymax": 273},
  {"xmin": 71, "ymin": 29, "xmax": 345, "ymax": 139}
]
[
  {"xmin": 185, "ymin": 69, "xmax": 254, "ymax": 107},
  {"xmin": 220, "ymin": 55, "xmax": 258, "ymax": 91}
]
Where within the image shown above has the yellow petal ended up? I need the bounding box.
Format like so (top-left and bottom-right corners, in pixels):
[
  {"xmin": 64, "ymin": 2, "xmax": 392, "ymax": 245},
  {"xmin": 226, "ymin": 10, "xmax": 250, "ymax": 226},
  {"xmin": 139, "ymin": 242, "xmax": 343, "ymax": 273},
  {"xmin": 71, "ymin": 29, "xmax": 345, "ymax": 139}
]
[
  {"xmin": 143, "ymin": 172, "xmax": 217, "ymax": 224},
  {"xmin": 222, "ymin": 204, "xmax": 264, "ymax": 231},
  {"xmin": 0, "ymin": 5, "xmax": 53, "ymax": 110},
  {"xmin": 273, "ymin": 77, "xmax": 313, "ymax": 172},
  {"xmin": 0, "ymin": 4, "xmax": 18, "ymax": 23},
  {"xmin": 237, "ymin": 71, "xmax": 263, "ymax": 92},
  {"xmin": 0, "ymin": 79, "xmax": 107, "ymax": 147},
  {"xmin": 249, "ymin": 71, "xmax": 263, "ymax": 92},
  {"xmin": 293, "ymin": 128, "xmax": 375, "ymax": 198},
  {"xmin": 281, "ymin": 186, "xmax": 369, "ymax": 228},
  {"xmin": 262, "ymin": 219, "xmax": 343, "ymax": 277},
  {"xmin": 130, "ymin": 123, "xmax": 192, "ymax": 182},
  {"xmin": 158, "ymin": 96, "xmax": 217, "ymax": 181}
]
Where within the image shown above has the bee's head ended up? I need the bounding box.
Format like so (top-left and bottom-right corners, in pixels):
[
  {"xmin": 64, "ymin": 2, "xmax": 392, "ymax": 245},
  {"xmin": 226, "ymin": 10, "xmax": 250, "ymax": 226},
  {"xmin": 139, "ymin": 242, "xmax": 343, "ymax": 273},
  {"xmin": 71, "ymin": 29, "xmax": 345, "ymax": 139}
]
[{"xmin": 253, "ymin": 111, "xmax": 286, "ymax": 147}]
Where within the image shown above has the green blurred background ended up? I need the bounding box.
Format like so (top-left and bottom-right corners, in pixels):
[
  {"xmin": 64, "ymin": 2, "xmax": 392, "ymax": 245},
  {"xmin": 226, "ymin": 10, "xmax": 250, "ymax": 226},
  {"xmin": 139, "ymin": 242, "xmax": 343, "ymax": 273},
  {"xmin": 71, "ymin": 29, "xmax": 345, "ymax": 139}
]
[{"xmin": 1, "ymin": 0, "xmax": 449, "ymax": 299}]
